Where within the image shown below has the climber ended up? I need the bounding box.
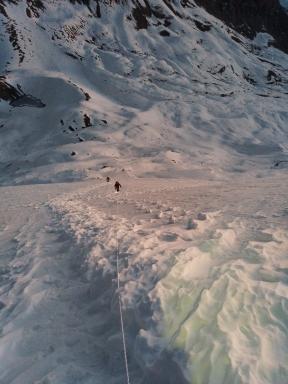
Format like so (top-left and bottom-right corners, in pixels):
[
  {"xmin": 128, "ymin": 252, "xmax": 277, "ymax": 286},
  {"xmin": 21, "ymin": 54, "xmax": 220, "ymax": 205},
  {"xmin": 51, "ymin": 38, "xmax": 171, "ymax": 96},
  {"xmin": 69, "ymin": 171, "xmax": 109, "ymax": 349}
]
[{"xmin": 114, "ymin": 181, "xmax": 121, "ymax": 192}]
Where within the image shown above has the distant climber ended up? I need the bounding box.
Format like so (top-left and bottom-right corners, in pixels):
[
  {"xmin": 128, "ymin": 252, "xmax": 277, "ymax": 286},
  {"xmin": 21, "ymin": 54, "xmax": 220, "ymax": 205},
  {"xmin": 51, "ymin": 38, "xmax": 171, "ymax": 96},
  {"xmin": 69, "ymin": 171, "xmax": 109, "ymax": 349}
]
[
  {"xmin": 83, "ymin": 114, "xmax": 92, "ymax": 127},
  {"xmin": 106, "ymin": 176, "xmax": 110, "ymax": 182},
  {"xmin": 114, "ymin": 181, "xmax": 121, "ymax": 192}
]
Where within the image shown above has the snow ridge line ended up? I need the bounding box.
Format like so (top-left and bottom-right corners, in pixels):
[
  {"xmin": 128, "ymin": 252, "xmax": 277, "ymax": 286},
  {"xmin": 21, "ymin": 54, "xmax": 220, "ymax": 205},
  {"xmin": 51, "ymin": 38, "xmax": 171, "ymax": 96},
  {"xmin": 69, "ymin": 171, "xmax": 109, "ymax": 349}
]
[{"xmin": 116, "ymin": 195, "xmax": 131, "ymax": 384}]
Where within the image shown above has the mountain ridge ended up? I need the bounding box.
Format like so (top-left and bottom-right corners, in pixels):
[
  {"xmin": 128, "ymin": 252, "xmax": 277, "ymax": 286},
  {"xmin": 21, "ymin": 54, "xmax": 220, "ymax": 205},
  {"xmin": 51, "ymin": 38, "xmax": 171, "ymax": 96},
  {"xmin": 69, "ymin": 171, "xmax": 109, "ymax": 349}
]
[{"xmin": 0, "ymin": 0, "xmax": 288, "ymax": 185}]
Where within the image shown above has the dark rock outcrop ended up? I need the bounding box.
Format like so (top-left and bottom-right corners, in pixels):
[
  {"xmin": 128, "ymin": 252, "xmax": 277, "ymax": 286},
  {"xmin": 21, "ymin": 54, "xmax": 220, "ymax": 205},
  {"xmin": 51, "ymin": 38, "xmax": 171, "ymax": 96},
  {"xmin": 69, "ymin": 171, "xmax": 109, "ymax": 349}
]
[
  {"xmin": 0, "ymin": 76, "xmax": 22, "ymax": 101},
  {"xmin": 194, "ymin": 0, "xmax": 288, "ymax": 53},
  {"xmin": 0, "ymin": 77, "xmax": 46, "ymax": 107}
]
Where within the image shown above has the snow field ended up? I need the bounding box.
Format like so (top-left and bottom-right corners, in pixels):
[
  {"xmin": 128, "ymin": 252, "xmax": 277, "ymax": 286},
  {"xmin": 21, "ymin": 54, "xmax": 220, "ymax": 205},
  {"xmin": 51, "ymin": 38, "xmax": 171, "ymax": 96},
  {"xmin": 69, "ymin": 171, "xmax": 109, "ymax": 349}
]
[
  {"xmin": 0, "ymin": 0, "xmax": 288, "ymax": 383},
  {"xmin": 48, "ymin": 177, "xmax": 288, "ymax": 384},
  {"xmin": 1, "ymin": 0, "xmax": 288, "ymax": 184}
]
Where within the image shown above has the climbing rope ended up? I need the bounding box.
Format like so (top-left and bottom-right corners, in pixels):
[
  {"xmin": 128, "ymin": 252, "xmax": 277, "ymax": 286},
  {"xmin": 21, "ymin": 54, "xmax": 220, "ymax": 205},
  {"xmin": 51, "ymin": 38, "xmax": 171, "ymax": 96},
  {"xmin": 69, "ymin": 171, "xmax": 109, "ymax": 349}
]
[{"xmin": 115, "ymin": 194, "xmax": 131, "ymax": 384}]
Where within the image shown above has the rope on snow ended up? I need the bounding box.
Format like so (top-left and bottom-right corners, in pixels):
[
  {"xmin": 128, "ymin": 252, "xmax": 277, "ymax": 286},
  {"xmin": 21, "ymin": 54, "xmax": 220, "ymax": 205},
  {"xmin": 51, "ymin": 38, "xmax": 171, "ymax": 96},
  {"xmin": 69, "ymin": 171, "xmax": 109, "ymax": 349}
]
[{"xmin": 115, "ymin": 194, "xmax": 131, "ymax": 384}]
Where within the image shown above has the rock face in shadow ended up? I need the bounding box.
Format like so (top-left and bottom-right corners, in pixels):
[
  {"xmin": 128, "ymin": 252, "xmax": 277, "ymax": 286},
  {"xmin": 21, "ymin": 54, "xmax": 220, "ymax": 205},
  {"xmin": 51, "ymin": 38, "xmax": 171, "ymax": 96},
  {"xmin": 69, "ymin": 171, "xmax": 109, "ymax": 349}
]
[
  {"xmin": 0, "ymin": 77, "xmax": 22, "ymax": 101},
  {"xmin": 0, "ymin": 77, "xmax": 45, "ymax": 108},
  {"xmin": 194, "ymin": 0, "xmax": 288, "ymax": 53}
]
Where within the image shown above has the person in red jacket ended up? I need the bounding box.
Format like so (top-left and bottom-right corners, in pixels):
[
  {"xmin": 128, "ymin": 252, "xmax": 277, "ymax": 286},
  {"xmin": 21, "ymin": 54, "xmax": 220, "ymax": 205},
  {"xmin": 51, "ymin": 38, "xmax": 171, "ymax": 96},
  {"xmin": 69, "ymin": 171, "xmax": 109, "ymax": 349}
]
[{"xmin": 114, "ymin": 181, "xmax": 121, "ymax": 192}]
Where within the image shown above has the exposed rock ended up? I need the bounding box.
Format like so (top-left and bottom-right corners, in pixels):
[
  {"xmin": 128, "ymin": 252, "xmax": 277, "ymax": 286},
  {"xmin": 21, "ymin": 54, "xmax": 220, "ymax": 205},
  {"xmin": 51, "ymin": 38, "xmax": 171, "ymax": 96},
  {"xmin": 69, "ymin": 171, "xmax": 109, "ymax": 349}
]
[
  {"xmin": 160, "ymin": 29, "xmax": 170, "ymax": 36},
  {"xmin": 0, "ymin": 77, "xmax": 22, "ymax": 102},
  {"xmin": 1, "ymin": 0, "xmax": 287, "ymax": 55},
  {"xmin": 194, "ymin": 19, "xmax": 211, "ymax": 32},
  {"xmin": 0, "ymin": 77, "xmax": 45, "ymax": 107},
  {"xmin": 194, "ymin": 0, "xmax": 288, "ymax": 53},
  {"xmin": 132, "ymin": 0, "xmax": 152, "ymax": 30},
  {"xmin": 26, "ymin": 0, "xmax": 45, "ymax": 18},
  {"xmin": 84, "ymin": 92, "xmax": 91, "ymax": 101},
  {"xmin": 267, "ymin": 70, "xmax": 282, "ymax": 83}
]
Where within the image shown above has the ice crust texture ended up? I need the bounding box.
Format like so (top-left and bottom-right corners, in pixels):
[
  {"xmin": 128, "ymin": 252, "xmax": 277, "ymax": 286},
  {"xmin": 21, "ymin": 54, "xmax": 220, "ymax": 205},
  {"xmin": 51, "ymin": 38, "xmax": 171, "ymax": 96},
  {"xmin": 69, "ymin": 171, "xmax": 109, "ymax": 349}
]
[{"xmin": 0, "ymin": 1, "xmax": 288, "ymax": 384}]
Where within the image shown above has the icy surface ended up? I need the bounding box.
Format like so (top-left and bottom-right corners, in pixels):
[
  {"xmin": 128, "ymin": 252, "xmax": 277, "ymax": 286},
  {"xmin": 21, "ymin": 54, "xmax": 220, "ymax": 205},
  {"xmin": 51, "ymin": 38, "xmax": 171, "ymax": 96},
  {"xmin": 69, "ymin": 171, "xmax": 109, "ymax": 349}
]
[
  {"xmin": 1, "ymin": 177, "xmax": 287, "ymax": 384},
  {"xmin": 0, "ymin": 1, "xmax": 288, "ymax": 383}
]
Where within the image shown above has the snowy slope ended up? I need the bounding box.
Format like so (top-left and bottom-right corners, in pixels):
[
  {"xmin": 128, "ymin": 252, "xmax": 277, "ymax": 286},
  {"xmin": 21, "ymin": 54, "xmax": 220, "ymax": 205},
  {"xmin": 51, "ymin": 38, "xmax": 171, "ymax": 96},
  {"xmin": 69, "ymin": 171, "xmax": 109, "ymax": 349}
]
[
  {"xmin": 1, "ymin": 177, "xmax": 287, "ymax": 384},
  {"xmin": 0, "ymin": 1, "xmax": 288, "ymax": 384},
  {"xmin": 0, "ymin": 0, "xmax": 288, "ymax": 184}
]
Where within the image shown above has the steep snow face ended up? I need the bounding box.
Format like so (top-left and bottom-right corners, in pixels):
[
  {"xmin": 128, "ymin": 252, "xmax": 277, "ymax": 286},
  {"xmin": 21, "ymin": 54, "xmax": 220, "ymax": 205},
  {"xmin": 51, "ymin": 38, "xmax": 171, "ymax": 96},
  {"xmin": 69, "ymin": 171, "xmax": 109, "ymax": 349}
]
[{"xmin": 0, "ymin": 0, "xmax": 288, "ymax": 185}]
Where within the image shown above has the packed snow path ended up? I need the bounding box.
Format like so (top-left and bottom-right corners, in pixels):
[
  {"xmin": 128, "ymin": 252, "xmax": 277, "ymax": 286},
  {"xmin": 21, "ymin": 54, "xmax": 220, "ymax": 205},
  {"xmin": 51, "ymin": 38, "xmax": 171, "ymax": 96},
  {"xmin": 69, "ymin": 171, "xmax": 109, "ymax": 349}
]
[{"xmin": 0, "ymin": 177, "xmax": 287, "ymax": 384}]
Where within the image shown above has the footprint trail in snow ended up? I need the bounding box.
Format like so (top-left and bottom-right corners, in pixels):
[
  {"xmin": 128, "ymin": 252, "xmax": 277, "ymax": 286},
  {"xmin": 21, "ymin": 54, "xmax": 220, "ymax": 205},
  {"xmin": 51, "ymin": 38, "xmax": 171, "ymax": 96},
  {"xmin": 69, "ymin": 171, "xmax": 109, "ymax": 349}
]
[{"xmin": 50, "ymin": 177, "xmax": 288, "ymax": 384}]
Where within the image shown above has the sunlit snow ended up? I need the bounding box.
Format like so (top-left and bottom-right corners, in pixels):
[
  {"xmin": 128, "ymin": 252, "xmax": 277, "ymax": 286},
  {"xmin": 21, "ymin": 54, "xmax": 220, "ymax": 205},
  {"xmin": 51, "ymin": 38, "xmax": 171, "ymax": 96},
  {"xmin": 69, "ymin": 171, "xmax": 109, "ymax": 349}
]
[{"xmin": 0, "ymin": 1, "xmax": 288, "ymax": 384}]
